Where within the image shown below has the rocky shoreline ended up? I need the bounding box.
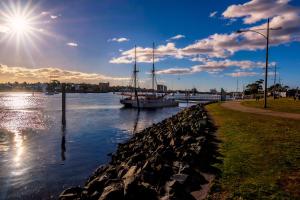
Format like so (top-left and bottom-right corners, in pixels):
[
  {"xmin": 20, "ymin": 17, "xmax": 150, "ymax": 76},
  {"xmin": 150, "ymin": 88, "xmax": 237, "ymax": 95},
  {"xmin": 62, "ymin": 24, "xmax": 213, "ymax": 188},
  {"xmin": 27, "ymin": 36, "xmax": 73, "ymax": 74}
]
[{"xmin": 59, "ymin": 104, "xmax": 219, "ymax": 200}]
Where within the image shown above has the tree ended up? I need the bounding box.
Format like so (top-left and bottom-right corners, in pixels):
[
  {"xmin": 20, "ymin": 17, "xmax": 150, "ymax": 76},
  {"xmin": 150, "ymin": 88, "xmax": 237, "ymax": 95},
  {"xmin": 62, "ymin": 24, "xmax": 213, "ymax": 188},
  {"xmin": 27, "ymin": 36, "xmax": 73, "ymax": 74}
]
[{"xmin": 245, "ymin": 79, "xmax": 264, "ymax": 95}]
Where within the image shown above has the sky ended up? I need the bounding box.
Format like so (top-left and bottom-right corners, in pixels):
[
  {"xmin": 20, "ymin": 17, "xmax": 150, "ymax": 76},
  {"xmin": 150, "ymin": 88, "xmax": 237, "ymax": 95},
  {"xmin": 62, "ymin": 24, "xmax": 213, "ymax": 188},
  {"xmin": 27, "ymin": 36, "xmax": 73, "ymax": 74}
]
[{"xmin": 0, "ymin": 0, "xmax": 300, "ymax": 91}]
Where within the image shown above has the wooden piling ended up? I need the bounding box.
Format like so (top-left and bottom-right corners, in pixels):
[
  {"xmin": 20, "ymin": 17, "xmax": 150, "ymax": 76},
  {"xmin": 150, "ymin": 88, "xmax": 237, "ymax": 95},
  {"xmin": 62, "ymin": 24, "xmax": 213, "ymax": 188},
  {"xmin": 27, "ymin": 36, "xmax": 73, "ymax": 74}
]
[{"xmin": 62, "ymin": 83, "xmax": 66, "ymax": 125}]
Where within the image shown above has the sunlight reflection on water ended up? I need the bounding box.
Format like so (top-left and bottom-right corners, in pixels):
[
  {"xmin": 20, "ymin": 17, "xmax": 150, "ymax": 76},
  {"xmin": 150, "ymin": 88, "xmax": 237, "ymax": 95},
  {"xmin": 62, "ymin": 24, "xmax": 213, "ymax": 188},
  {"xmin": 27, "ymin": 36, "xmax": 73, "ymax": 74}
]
[{"xmin": 0, "ymin": 92, "xmax": 182, "ymax": 199}]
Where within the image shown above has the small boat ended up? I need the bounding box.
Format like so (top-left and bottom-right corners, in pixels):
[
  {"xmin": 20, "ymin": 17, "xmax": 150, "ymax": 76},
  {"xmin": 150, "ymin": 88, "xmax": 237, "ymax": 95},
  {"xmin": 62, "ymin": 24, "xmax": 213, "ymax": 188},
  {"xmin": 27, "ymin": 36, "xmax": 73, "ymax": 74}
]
[
  {"xmin": 120, "ymin": 43, "xmax": 178, "ymax": 109},
  {"xmin": 45, "ymin": 91, "xmax": 55, "ymax": 95}
]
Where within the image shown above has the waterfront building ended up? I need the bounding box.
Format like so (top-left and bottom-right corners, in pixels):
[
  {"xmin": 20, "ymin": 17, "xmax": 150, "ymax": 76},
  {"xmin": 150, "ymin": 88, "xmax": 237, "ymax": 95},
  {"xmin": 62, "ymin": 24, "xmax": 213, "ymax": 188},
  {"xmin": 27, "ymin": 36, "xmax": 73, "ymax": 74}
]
[{"xmin": 157, "ymin": 84, "xmax": 167, "ymax": 92}]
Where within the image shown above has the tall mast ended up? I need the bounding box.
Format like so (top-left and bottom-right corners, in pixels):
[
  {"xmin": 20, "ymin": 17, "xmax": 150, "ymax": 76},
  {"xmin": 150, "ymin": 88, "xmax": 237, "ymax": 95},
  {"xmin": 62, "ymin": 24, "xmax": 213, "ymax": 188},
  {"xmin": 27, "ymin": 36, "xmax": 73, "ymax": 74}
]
[
  {"xmin": 152, "ymin": 42, "xmax": 155, "ymax": 93},
  {"xmin": 134, "ymin": 45, "xmax": 138, "ymax": 97},
  {"xmin": 133, "ymin": 45, "xmax": 140, "ymax": 109}
]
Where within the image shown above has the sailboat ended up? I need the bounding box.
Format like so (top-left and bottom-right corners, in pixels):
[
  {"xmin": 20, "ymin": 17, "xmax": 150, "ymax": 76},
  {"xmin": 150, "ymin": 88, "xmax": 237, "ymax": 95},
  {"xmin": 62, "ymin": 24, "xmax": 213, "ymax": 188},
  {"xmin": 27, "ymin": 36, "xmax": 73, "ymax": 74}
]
[{"xmin": 120, "ymin": 43, "xmax": 178, "ymax": 108}]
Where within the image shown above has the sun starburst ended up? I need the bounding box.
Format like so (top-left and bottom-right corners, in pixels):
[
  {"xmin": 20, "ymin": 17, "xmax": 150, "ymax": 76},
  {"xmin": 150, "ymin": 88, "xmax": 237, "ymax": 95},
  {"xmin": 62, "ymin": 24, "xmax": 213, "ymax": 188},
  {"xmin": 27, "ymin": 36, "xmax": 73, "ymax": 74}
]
[{"xmin": 0, "ymin": 1, "xmax": 45, "ymax": 48}]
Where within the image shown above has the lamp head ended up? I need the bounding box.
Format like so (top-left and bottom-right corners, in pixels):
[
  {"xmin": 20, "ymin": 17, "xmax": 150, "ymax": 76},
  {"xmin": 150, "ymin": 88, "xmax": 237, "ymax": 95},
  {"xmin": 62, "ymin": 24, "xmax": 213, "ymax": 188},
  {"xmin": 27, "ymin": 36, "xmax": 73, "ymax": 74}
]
[
  {"xmin": 271, "ymin": 27, "xmax": 282, "ymax": 30},
  {"xmin": 236, "ymin": 30, "xmax": 244, "ymax": 33}
]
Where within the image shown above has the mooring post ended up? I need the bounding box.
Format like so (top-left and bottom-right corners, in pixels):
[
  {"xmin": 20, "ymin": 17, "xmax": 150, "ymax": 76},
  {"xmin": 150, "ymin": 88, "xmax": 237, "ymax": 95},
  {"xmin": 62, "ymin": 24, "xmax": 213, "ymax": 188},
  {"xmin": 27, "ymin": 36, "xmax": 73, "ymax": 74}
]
[{"xmin": 62, "ymin": 83, "xmax": 66, "ymax": 126}]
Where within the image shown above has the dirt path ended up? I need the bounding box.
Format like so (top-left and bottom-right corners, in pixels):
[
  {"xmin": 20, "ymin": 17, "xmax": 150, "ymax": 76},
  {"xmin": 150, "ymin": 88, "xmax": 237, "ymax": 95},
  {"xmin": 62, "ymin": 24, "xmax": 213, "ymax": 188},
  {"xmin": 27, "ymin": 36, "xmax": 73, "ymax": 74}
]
[{"xmin": 222, "ymin": 101, "xmax": 300, "ymax": 120}]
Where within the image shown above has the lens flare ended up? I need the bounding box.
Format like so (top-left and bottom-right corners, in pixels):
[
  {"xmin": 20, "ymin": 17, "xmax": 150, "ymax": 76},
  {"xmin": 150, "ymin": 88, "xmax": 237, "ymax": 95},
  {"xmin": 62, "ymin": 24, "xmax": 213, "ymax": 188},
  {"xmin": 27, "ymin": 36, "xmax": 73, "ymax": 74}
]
[
  {"xmin": 7, "ymin": 15, "xmax": 31, "ymax": 34},
  {"xmin": 0, "ymin": 1, "xmax": 44, "ymax": 46}
]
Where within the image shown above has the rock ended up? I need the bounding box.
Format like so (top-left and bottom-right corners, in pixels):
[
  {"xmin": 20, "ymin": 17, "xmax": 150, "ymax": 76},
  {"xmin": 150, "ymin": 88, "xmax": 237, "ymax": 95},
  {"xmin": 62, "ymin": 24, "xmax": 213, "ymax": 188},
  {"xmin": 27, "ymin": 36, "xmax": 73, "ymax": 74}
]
[
  {"xmin": 125, "ymin": 181, "xmax": 158, "ymax": 200},
  {"xmin": 90, "ymin": 191, "xmax": 101, "ymax": 200},
  {"xmin": 99, "ymin": 182, "xmax": 124, "ymax": 200},
  {"xmin": 59, "ymin": 193, "xmax": 78, "ymax": 200},
  {"xmin": 128, "ymin": 153, "xmax": 146, "ymax": 164},
  {"xmin": 123, "ymin": 166, "xmax": 137, "ymax": 179},
  {"xmin": 142, "ymin": 169, "xmax": 159, "ymax": 184},
  {"xmin": 59, "ymin": 187, "xmax": 82, "ymax": 200},
  {"xmin": 85, "ymin": 176, "xmax": 106, "ymax": 195},
  {"xmin": 161, "ymin": 148, "xmax": 176, "ymax": 161},
  {"xmin": 142, "ymin": 160, "xmax": 150, "ymax": 170},
  {"xmin": 171, "ymin": 174, "xmax": 189, "ymax": 185},
  {"xmin": 189, "ymin": 143, "xmax": 202, "ymax": 155},
  {"xmin": 162, "ymin": 180, "xmax": 195, "ymax": 200}
]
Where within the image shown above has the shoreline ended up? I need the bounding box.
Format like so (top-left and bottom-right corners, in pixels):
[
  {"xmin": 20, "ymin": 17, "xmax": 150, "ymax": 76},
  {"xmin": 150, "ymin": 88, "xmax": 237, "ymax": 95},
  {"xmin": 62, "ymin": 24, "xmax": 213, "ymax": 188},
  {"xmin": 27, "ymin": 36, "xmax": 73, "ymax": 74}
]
[{"xmin": 59, "ymin": 104, "xmax": 219, "ymax": 200}]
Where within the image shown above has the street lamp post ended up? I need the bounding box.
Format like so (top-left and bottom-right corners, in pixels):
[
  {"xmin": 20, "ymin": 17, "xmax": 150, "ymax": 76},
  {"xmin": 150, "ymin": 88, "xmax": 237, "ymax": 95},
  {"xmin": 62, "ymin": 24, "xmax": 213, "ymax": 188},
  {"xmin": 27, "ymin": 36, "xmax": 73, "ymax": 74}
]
[
  {"xmin": 264, "ymin": 18, "xmax": 270, "ymax": 108},
  {"xmin": 236, "ymin": 18, "xmax": 281, "ymax": 108}
]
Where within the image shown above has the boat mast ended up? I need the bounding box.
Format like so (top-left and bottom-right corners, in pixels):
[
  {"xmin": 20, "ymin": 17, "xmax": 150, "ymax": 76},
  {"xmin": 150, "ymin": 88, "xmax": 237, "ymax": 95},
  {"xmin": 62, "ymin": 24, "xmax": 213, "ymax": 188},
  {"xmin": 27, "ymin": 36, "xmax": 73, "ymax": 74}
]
[
  {"xmin": 134, "ymin": 45, "xmax": 138, "ymax": 97},
  {"xmin": 133, "ymin": 45, "xmax": 140, "ymax": 109},
  {"xmin": 152, "ymin": 42, "xmax": 155, "ymax": 94},
  {"xmin": 133, "ymin": 46, "xmax": 137, "ymax": 93}
]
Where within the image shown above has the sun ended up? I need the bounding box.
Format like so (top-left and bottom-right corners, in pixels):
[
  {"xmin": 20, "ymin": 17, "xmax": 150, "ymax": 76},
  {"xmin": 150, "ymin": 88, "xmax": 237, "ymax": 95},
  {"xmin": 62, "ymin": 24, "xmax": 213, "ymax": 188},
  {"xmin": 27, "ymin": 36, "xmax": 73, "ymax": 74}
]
[
  {"xmin": 7, "ymin": 14, "xmax": 32, "ymax": 35},
  {"xmin": 0, "ymin": 1, "xmax": 42, "ymax": 40}
]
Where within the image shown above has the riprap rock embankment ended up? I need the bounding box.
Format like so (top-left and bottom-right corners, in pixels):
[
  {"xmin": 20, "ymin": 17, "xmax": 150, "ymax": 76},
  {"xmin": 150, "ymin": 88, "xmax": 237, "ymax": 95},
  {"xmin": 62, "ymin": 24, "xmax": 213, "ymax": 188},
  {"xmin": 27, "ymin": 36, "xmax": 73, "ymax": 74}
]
[{"xmin": 60, "ymin": 104, "xmax": 218, "ymax": 200}]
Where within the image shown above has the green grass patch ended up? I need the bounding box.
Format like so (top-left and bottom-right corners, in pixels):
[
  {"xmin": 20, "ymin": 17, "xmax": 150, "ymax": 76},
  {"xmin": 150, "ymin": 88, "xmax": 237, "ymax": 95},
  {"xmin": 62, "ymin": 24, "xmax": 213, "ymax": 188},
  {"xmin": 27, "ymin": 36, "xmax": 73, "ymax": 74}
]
[
  {"xmin": 241, "ymin": 98, "xmax": 300, "ymax": 114},
  {"xmin": 206, "ymin": 103, "xmax": 300, "ymax": 199}
]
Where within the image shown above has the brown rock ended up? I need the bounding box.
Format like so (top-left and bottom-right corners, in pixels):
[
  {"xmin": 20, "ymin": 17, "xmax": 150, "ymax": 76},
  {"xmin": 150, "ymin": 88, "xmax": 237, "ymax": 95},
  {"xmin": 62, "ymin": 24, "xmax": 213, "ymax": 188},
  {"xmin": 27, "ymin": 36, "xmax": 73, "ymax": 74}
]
[{"xmin": 98, "ymin": 182, "xmax": 124, "ymax": 200}]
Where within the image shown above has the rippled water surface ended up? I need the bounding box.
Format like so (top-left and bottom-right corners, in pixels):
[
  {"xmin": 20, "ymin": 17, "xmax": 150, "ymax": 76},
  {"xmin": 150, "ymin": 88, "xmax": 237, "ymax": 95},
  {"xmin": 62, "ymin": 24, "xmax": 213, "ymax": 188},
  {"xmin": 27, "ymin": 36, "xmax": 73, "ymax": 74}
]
[{"xmin": 0, "ymin": 92, "xmax": 186, "ymax": 199}]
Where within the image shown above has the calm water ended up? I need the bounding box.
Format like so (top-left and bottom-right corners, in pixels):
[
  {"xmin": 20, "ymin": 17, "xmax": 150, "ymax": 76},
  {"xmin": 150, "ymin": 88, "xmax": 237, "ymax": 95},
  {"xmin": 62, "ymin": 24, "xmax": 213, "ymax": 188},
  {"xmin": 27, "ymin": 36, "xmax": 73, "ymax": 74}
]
[{"xmin": 0, "ymin": 92, "xmax": 187, "ymax": 200}]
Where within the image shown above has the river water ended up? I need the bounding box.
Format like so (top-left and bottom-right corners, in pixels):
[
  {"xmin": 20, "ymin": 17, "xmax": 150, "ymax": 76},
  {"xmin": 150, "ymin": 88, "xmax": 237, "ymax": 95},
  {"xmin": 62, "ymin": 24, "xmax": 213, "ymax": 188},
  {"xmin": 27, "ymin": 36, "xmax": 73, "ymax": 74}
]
[{"xmin": 0, "ymin": 92, "xmax": 189, "ymax": 199}]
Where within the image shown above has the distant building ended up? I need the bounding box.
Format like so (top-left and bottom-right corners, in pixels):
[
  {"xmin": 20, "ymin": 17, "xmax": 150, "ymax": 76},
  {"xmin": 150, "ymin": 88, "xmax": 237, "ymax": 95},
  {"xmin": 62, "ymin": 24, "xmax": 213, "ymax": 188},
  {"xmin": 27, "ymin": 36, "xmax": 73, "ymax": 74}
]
[
  {"xmin": 157, "ymin": 84, "xmax": 167, "ymax": 92},
  {"xmin": 99, "ymin": 82, "xmax": 110, "ymax": 92}
]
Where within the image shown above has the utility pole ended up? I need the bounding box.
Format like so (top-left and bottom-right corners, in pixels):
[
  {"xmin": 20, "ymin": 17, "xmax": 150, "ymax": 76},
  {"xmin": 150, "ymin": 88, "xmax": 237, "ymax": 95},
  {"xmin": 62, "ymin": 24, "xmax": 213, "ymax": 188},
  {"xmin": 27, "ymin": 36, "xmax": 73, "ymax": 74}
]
[
  {"xmin": 236, "ymin": 76, "xmax": 239, "ymax": 99},
  {"xmin": 264, "ymin": 18, "xmax": 270, "ymax": 108},
  {"xmin": 273, "ymin": 63, "xmax": 277, "ymax": 99},
  {"xmin": 274, "ymin": 63, "xmax": 277, "ymax": 86},
  {"xmin": 236, "ymin": 18, "xmax": 281, "ymax": 108}
]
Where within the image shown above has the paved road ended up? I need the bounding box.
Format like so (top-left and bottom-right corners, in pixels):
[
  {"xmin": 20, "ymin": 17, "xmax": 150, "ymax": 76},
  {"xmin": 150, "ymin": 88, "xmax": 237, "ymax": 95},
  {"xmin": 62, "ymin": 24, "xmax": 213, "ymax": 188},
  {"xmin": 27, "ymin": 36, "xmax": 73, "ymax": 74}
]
[{"xmin": 222, "ymin": 101, "xmax": 300, "ymax": 120}]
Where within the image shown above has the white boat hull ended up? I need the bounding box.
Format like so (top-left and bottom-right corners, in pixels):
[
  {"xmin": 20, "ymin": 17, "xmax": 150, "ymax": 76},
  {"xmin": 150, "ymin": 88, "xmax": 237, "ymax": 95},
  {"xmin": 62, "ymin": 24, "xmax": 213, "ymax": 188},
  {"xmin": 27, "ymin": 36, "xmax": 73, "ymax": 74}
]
[{"xmin": 120, "ymin": 98, "xmax": 178, "ymax": 108}]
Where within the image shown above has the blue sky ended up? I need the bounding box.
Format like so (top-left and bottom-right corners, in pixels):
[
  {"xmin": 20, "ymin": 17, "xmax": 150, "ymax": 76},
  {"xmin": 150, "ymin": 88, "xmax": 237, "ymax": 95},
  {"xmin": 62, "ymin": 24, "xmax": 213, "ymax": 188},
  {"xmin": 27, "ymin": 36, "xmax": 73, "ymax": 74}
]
[{"xmin": 0, "ymin": 0, "xmax": 299, "ymax": 91}]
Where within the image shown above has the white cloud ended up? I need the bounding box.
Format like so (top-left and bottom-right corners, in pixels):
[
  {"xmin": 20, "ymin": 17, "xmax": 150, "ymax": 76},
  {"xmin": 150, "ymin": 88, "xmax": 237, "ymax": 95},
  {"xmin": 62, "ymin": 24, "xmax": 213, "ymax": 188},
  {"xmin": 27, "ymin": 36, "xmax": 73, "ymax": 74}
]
[
  {"xmin": 50, "ymin": 15, "xmax": 58, "ymax": 19},
  {"xmin": 66, "ymin": 42, "xmax": 78, "ymax": 47},
  {"xmin": 156, "ymin": 59, "xmax": 266, "ymax": 75},
  {"xmin": 168, "ymin": 34, "xmax": 185, "ymax": 41},
  {"xmin": 156, "ymin": 68, "xmax": 191, "ymax": 75},
  {"xmin": 223, "ymin": 0, "xmax": 297, "ymax": 24},
  {"xmin": 226, "ymin": 71, "xmax": 258, "ymax": 77},
  {"xmin": 110, "ymin": 43, "xmax": 180, "ymax": 64},
  {"xmin": 209, "ymin": 11, "xmax": 218, "ymax": 18},
  {"xmin": 0, "ymin": 64, "xmax": 129, "ymax": 84},
  {"xmin": 40, "ymin": 11, "xmax": 60, "ymax": 20},
  {"xmin": 109, "ymin": 37, "xmax": 130, "ymax": 42}
]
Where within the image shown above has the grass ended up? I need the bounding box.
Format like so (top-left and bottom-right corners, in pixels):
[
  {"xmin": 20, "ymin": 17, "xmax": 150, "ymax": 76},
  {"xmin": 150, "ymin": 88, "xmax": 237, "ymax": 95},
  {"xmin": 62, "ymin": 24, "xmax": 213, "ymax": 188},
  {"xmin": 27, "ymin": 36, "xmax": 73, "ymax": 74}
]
[
  {"xmin": 241, "ymin": 98, "xmax": 300, "ymax": 114},
  {"xmin": 206, "ymin": 103, "xmax": 300, "ymax": 199}
]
